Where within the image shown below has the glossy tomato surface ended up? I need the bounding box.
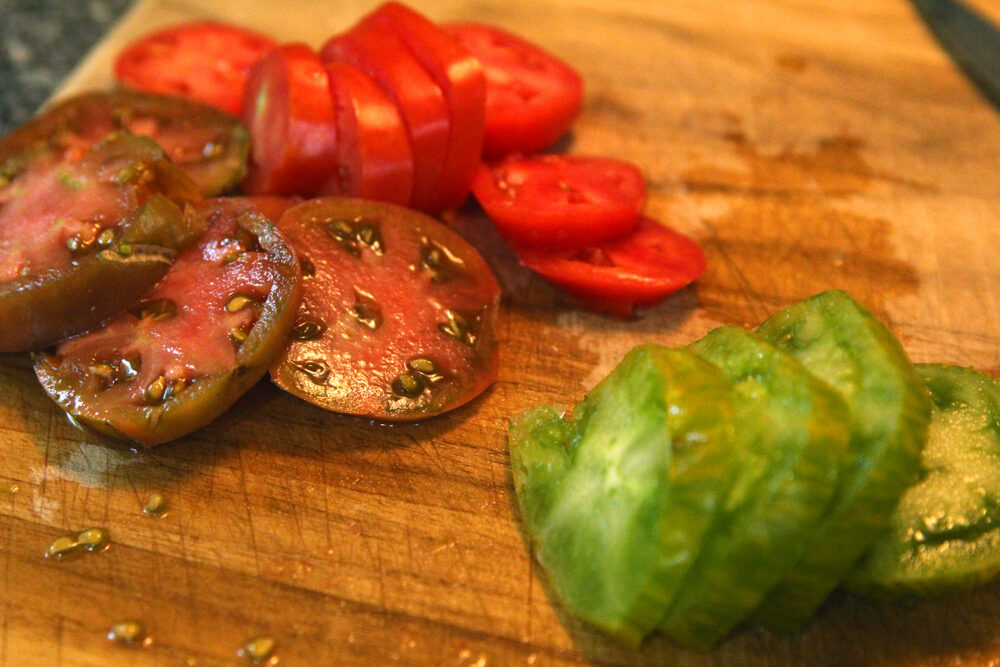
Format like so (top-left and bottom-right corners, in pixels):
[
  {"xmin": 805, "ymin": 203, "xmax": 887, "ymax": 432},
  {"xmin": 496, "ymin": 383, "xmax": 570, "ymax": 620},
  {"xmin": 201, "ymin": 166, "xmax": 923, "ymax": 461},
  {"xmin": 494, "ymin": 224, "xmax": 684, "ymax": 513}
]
[
  {"xmin": 270, "ymin": 197, "xmax": 500, "ymax": 421},
  {"xmin": 444, "ymin": 22, "xmax": 583, "ymax": 158},
  {"xmin": 0, "ymin": 90, "xmax": 249, "ymax": 196},
  {"xmin": 0, "ymin": 132, "xmax": 203, "ymax": 351},
  {"xmin": 473, "ymin": 154, "xmax": 646, "ymax": 248},
  {"xmin": 318, "ymin": 63, "xmax": 414, "ymax": 206},
  {"xmin": 321, "ymin": 24, "xmax": 450, "ymax": 213},
  {"xmin": 34, "ymin": 197, "xmax": 302, "ymax": 446},
  {"xmin": 365, "ymin": 2, "xmax": 486, "ymax": 211},
  {"xmin": 114, "ymin": 21, "xmax": 277, "ymax": 116},
  {"xmin": 515, "ymin": 217, "xmax": 706, "ymax": 317},
  {"xmin": 241, "ymin": 43, "xmax": 339, "ymax": 197}
]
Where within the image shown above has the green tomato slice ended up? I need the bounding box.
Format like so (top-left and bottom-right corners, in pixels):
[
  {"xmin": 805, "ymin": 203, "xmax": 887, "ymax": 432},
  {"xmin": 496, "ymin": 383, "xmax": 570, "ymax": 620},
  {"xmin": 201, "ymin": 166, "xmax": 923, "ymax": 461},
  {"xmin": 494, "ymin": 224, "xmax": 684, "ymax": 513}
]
[
  {"xmin": 750, "ymin": 290, "xmax": 930, "ymax": 633},
  {"xmin": 846, "ymin": 364, "xmax": 1000, "ymax": 597},
  {"xmin": 658, "ymin": 326, "xmax": 852, "ymax": 648},
  {"xmin": 509, "ymin": 344, "xmax": 741, "ymax": 646}
]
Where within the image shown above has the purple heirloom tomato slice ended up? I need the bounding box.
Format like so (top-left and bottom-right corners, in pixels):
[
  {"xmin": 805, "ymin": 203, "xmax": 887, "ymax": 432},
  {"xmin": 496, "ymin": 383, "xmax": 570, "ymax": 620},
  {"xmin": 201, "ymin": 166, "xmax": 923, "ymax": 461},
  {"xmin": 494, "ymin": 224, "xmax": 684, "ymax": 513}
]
[
  {"xmin": 0, "ymin": 90, "xmax": 249, "ymax": 196},
  {"xmin": 0, "ymin": 132, "xmax": 203, "ymax": 351},
  {"xmin": 33, "ymin": 197, "xmax": 302, "ymax": 447},
  {"xmin": 270, "ymin": 197, "xmax": 500, "ymax": 421}
]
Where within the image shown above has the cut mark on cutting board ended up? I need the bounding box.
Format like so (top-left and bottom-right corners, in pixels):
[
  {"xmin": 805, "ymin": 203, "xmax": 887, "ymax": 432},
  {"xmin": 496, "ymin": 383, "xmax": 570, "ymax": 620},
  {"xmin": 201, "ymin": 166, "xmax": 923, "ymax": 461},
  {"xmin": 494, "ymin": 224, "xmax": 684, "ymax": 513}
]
[{"xmin": 687, "ymin": 124, "xmax": 920, "ymax": 326}]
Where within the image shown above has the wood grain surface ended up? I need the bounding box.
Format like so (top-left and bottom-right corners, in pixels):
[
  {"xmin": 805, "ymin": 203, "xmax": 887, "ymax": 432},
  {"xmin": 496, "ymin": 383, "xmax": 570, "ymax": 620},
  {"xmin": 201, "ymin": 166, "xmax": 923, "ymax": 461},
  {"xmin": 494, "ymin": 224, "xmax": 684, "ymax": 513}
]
[{"xmin": 5, "ymin": 0, "xmax": 1000, "ymax": 664}]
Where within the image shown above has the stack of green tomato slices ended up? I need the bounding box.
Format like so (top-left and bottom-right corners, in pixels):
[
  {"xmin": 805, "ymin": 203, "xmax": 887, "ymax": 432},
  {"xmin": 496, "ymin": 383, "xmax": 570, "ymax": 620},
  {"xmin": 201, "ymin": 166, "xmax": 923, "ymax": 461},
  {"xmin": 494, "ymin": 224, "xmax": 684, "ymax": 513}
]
[{"xmin": 509, "ymin": 290, "xmax": 1000, "ymax": 649}]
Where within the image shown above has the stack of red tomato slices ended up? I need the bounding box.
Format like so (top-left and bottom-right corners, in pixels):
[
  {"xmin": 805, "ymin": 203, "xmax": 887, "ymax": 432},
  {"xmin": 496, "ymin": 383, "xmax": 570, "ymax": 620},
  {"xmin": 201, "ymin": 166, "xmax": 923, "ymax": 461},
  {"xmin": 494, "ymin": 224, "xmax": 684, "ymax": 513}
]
[{"xmin": 113, "ymin": 3, "xmax": 705, "ymax": 317}]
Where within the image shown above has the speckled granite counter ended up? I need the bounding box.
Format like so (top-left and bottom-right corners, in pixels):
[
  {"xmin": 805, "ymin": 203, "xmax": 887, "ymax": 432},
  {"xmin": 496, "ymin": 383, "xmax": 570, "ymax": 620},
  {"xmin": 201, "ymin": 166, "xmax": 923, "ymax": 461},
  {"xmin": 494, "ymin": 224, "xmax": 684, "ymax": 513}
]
[{"xmin": 0, "ymin": 0, "xmax": 135, "ymax": 135}]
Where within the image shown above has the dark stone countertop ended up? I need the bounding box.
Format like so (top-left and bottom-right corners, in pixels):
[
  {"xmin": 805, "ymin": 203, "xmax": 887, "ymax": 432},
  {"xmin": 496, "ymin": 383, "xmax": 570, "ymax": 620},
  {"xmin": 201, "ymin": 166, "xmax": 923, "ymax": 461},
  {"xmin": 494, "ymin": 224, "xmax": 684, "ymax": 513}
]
[{"xmin": 0, "ymin": 0, "xmax": 135, "ymax": 136}]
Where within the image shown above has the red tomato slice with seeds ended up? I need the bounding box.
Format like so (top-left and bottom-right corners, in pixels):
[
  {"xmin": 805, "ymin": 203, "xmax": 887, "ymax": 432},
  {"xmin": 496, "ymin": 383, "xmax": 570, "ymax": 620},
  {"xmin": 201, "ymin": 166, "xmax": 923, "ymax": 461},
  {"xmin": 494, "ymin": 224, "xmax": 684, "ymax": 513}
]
[
  {"xmin": 241, "ymin": 43, "xmax": 339, "ymax": 197},
  {"xmin": 270, "ymin": 197, "xmax": 500, "ymax": 421},
  {"xmin": 114, "ymin": 21, "xmax": 277, "ymax": 116},
  {"xmin": 473, "ymin": 154, "xmax": 646, "ymax": 248},
  {"xmin": 34, "ymin": 197, "xmax": 302, "ymax": 447},
  {"xmin": 317, "ymin": 63, "xmax": 414, "ymax": 206},
  {"xmin": 444, "ymin": 22, "xmax": 583, "ymax": 158},
  {"xmin": 364, "ymin": 3, "xmax": 486, "ymax": 211},
  {"xmin": 514, "ymin": 217, "xmax": 706, "ymax": 317},
  {"xmin": 321, "ymin": 24, "xmax": 450, "ymax": 213}
]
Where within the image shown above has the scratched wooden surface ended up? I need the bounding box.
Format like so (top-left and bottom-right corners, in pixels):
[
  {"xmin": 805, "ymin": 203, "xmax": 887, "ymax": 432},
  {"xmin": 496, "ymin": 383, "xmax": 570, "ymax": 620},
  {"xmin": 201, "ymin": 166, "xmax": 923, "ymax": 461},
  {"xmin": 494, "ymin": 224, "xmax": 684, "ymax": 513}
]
[{"xmin": 4, "ymin": 0, "xmax": 1000, "ymax": 665}]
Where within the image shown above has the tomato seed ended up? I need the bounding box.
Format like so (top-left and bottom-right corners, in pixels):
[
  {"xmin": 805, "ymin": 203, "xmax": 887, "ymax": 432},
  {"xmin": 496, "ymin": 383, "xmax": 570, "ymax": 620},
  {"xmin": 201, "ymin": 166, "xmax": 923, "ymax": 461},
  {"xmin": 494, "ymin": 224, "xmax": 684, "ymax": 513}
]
[
  {"xmin": 439, "ymin": 311, "xmax": 475, "ymax": 345},
  {"xmin": 97, "ymin": 228, "xmax": 116, "ymax": 246},
  {"xmin": 229, "ymin": 327, "xmax": 248, "ymax": 348},
  {"xmin": 226, "ymin": 293, "xmax": 257, "ymax": 312},
  {"xmin": 291, "ymin": 317, "xmax": 326, "ymax": 341},
  {"xmin": 393, "ymin": 372, "xmax": 424, "ymax": 397},
  {"xmin": 132, "ymin": 298, "xmax": 177, "ymax": 322},
  {"xmin": 407, "ymin": 357, "xmax": 439, "ymax": 376},
  {"xmin": 351, "ymin": 288, "xmax": 383, "ymax": 330},
  {"xmin": 291, "ymin": 359, "xmax": 330, "ymax": 383}
]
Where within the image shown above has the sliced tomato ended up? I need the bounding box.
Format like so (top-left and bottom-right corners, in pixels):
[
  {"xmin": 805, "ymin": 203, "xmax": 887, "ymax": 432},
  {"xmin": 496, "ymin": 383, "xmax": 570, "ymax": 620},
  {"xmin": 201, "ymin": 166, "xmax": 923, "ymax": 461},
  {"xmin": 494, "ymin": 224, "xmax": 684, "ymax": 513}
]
[
  {"xmin": 0, "ymin": 132, "xmax": 203, "ymax": 351},
  {"xmin": 317, "ymin": 63, "xmax": 414, "ymax": 206},
  {"xmin": 443, "ymin": 22, "xmax": 583, "ymax": 158},
  {"xmin": 320, "ymin": 24, "xmax": 450, "ymax": 213},
  {"xmin": 0, "ymin": 90, "xmax": 248, "ymax": 196},
  {"xmin": 473, "ymin": 154, "xmax": 645, "ymax": 248},
  {"xmin": 364, "ymin": 3, "xmax": 485, "ymax": 211},
  {"xmin": 514, "ymin": 217, "xmax": 706, "ymax": 317},
  {"xmin": 270, "ymin": 197, "xmax": 500, "ymax": 421},
  {"xmin": 241, "ymin": 43, "xmax": 339, "ymax": 197},
  {"xmin": 113, "ymin": 21, "xmax": 277, "ymax": 116},
  {"xmin": 34, "ymin": 197, "xmax": 302, "ymax": 446}
]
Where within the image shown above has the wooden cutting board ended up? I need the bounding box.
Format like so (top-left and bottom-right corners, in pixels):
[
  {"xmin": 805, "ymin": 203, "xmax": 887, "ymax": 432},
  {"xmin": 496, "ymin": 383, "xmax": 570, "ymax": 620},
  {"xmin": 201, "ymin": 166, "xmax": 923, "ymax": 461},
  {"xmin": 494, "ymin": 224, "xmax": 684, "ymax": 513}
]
[{"xmin": 5, "ymin": 0, "xmax": 1000, "ymax": 664}]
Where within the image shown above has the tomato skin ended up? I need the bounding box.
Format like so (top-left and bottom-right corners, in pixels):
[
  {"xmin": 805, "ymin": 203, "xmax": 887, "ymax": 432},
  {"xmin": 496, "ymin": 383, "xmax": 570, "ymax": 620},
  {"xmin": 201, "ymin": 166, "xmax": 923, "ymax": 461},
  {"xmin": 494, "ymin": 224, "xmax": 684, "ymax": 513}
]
[
  {"xmin": 321, "ymin": 24, "xmax": 450, "ymax": 213},
  {"xmin": 270, "ymin": 197, "xmax": 500, "ymax": 421},
  {"xmin": 241, "ymin": 43, "xmax": 339, "ymax": 197},
  {"xmin": 444, "ymin": 22, "xmax": 583, "ymax": 158},
  {"xmin": 473, "ymin": 154, "xmax": 646, "ymax": 248},
  {"xmin": 0, "ymin": 90, "xmax": 249, "ymax": 197},
  {"xmin": 514, "ymin": 217, "xmax": 706, "ymax": 317},
  {"xmin": 34, "ymin": 197, "xmax": 302, "ymax": 447},
  {"xmin": 114, "ymin": 21, "xmax": 277, "ymax": 116},
  {"xmin": 364, "ymin": 3, "xmax": 486, "ymax": 211},
  {"xmin": 317, "ymin": 63, "xmax": 414, "ymax": 206}
]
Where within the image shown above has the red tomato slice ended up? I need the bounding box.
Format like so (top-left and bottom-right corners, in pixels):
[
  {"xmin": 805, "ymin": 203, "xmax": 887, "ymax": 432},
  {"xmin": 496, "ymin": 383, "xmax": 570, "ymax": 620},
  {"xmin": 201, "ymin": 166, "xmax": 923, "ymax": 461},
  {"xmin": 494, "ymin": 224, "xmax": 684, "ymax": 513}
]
[
  {"xmin": 320, "ymin": 24, "xmax": 450, "ymax": 213},
  {"xmin": 270, "ymin": 197, "xmax": 500, "ymax": 421},
  {"xmin": 364, "ymin": 3, "xmax": 486, "ymax": 211},
  {"xmin": 473, "ymin": 154, "xmax": 646, "ymax": 248},
  {"xmin": 241, "ymin": 43, "xmax": 339, "ymax": 197},
  {"xmin": 514, "ymin": 217, "xmax": 706, "ymax": 317},
  {"xmin": 113, "ymin": 21, "xmax": 277, "ymax": 116},
  {"xmin": 317, "ymin": 63, "xmax": 414, "ymax": 206},
  {"xmin": 444, "ymin": 22, "xmax": 583, "ymax": 158}
]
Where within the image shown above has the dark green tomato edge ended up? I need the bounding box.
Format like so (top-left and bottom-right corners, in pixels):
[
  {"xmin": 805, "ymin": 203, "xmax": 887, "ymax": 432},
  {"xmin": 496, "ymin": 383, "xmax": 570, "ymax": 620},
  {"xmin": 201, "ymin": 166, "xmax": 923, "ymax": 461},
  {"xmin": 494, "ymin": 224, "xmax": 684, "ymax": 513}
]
[
  {"xmin": 2, "ymin": 245, "xmax": 174, "ymax": 352},
  {"xmin": 0, "ymin": 89, "xmax": 249, "ymax": 197},
  {"xmin": 269, "ymin": 197, "xmax": 501, "ymax": 422},
  {"xmin": 33, "ymin": 205, "xmax": 302, "ymax": 447}
]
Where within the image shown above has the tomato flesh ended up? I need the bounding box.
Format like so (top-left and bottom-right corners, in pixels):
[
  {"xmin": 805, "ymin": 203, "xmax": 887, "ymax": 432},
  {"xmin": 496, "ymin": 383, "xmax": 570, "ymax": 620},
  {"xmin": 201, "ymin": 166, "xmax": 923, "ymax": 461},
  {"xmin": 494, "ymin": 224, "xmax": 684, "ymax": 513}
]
[
  {"xmin": 318, "ymin": 63, "xmax": 414, "ymax": 206},
  {"xmin": 34, "ymin": 197, "xmax": 302, "ymax": 446},
  {"xmin": 514, "ymin": 217, "xmax": 706, "ymax": 317},
  {"xmin": 365, "ymin": 3, "xmax": 486, "ymax": 211},
  {"xmin": 444, "ymin": 22, "xmax": 583, "ymax": 158},
  {"xmin": 321, "ymin": 24, "xmax": 450, "ymax": 213},
  {"xmin": 114, "ymin": 21, "xmax": 277, "ymax": 116},
  {"xmin": 0, "ymin": 132, "xmax": 202, "ymax": 351},
  {"xmin": 270, "ymin": 197, "xmax": 500, "ymax": 421},
  {"xmin": 473, "ymin": 154, "xmax": 646, "ymax": 248},
  {"xmin": 241, "ymin": 43, "xmax": 340, "ymax": 197},
  {"xmin": 0, "ymin": 90, "xmax": 248, "ymax": 196}
]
